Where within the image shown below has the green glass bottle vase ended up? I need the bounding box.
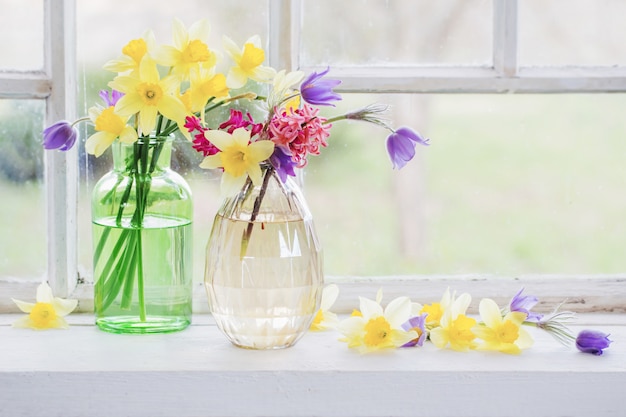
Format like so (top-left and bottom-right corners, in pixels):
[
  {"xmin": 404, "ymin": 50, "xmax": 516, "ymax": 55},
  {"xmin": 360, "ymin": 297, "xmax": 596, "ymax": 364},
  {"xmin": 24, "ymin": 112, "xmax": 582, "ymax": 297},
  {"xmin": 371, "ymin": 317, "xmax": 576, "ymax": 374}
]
[
  {"xmin": 91, "ymin": 136, "xmax": 193, "ymax": 334},
  {"xmin": 205, "ymin": 165, "xmax": 324, "ymax": 349}
]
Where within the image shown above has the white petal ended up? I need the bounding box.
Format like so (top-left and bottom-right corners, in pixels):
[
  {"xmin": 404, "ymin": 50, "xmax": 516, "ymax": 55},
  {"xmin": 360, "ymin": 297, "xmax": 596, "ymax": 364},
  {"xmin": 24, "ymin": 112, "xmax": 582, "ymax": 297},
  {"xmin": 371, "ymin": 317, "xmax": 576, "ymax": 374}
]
[
  {"xmin": 11, "ymin": 315, "xmax": 33, "ymax": 329},
  {"xmin": 359, "ymin": 296, "xmax": 383, "ymax": 319},
  {"xmin": 205, "ymin": 129, "xmax": 235, "ymax": 152},
  {"xmin": 384, "ymin": 296, "xmax": 412, "ymax": 328},
  {"xmin": 451, "ymin": 293, "xmax": 472, "ymax": 318},
  {"xmin": 12, "ymin": 299, "xmax": 34, "ymax": 313},
  {"xmin": 36, "ymin": 282, "xmax": 54, "ymax": 303},
  {"xmin": 320, "ymin": 284, "xmax": 339, "ymax": 310},
  {"xmin": 479, "ymin": 298, "xmax": 503, "ymax": 328},
  {"xmin": 52, "ymin": 297, "xmax": 78, "ymax": 317}
]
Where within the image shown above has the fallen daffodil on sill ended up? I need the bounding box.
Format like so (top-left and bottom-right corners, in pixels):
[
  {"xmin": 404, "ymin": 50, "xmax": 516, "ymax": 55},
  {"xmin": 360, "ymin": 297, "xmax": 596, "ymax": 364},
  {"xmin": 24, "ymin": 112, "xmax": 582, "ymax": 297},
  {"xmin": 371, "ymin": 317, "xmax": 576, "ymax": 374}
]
[
  {"xmin": 310, "ymin": 284, "xmax": 340, "ymax": 331},
  {"xmin": 337, "ymin": 293, "xmax": 417, "ymax": 353},
  {"xmin": 473, "ymin": 298, "xmax": 533, "ymax": 355},
  {"xmin": 11, "ymin": 282, "xmax": 78, "ymax": 330},
  {"xmin": 318, "ymin": 286, "xmax": 609, "ymax": 356}
]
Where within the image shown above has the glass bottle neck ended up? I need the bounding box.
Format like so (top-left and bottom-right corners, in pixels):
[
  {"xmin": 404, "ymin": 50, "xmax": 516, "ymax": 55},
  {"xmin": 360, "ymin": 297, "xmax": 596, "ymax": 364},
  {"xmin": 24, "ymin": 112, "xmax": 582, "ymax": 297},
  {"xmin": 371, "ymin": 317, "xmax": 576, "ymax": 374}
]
[{"xmin": 111, "ymin": 137, "xmax": 173, "ymax": 174}]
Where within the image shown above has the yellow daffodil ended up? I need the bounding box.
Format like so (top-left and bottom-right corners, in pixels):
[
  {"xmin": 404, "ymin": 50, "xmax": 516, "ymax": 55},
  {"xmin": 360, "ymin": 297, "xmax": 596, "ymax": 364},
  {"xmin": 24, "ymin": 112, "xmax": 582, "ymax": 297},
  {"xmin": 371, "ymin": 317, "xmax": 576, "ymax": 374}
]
[
  {"xmin": 188, "ymin": 66, "xmax": 229, "ymax": 114},
  {"xmin": 154, "ymin": 18, "xmax": 216, "ymax": 80},
  {"xmin": 420, "ymin": 287, "xmax": 453, "ymax": 329},
  {"xmin": 85, "ymin": 105, "xmax": 138, "ymax": 157},
  {"xmin": 103, "ymin": 30, "xmax": 156, "ymax": 75},
  {"xmin": 473, "ymin": 298, "xmax": 534, "ymax": 354},
  {"xmin": 337, "ymin": 294, "xmax": 417, "ymax": 353},
  {"xmin": 12, "ymin": 282, "xmax": 77, "ymax": 330},
  {"xmin": 429, "ymin": 291, "xmax": 477, "ymax": 351},
  {"xmin": 310, "ymin": 284, "xmax": 339, "ymax": 331},
  {"xmin": 109, "ymin": 56, "xmax": 188, "ymax": 136},
  {"xmin": 223, "ymin": 35, "xmax": 276, "ymax": 89},
  {"xmin": 268, "ymin": 69, "xmax": 304, "ymax": 110},
  {"xmin": 199, "ymin": 127, "xmax": 275, "ymax": 196}
]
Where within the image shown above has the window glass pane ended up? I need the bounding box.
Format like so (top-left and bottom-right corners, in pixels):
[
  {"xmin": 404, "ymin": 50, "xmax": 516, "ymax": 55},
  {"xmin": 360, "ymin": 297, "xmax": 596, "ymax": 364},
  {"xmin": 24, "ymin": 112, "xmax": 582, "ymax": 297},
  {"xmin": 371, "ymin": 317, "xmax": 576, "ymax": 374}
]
[
  {"xmin": 77, "ymin": 1, "xmax": 269, "ymax": 283},
  {"xmin": 0, "ymin": 0, "xmax": 44, "ymax": 70},
  {"xmin": 300, "ymin": 0, "xmax": 491, "ymax": 67},
  {"xmin": 305, "ymin": 94, "xmax": 626, "ymax": 276},
  {"xmin": 520, "ymin": 0, "xmax": 626, "ymax": 66},
  {"xmin": 0, "ymin": 99, "xmax": 46, "ymax": 280}
]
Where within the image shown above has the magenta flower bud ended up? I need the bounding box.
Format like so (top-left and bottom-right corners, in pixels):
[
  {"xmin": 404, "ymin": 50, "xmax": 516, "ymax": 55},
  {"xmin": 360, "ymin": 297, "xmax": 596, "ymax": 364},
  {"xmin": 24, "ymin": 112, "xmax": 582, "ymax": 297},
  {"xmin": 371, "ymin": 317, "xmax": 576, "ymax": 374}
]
[
  {"xmin": 576, "ymin": 330, "xmax": 613, "ymax": 355},
  {"xmin": 386, "ymin": 126, "xmax": 429, "ymax": 169},
  {"xmin": 300, "ymin": 67, "xmax": 342, "ymax": 107},
  {"xmin": 42, "ymin": 120, "xmax": 78, "ymax": 151}
]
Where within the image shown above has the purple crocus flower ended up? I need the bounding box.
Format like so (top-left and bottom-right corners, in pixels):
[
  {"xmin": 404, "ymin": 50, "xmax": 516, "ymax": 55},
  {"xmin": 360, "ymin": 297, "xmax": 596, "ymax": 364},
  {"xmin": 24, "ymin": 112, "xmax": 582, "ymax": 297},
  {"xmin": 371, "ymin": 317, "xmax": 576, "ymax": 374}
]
[
  {"xmin": 576, "ymin": 330, "xmax": 613, "ymax": 356},
  {"xmin": 386, "ymin": 126, "xmax": 429, "ymax": 170},
  {"xmin": 401, "ymin": 313, "xmax": 427, "ymax": 347},
  {"xmin": 510, "ymin": 288, "xmax": 544, "ymax": 322},
  {"xmin": 269, "ymin": 145, "xmax": 297, "ymax": 183},
  {"xmin": 99, "ymin": 89, "xmax": 123, "ymax": 107},
  {"xmin": 300, "ymin": 67, "xmax": 342, "ymax": 107},
  {"xmin": 42, "ymin": 120, "xmax": 77, "ymax": 151}
]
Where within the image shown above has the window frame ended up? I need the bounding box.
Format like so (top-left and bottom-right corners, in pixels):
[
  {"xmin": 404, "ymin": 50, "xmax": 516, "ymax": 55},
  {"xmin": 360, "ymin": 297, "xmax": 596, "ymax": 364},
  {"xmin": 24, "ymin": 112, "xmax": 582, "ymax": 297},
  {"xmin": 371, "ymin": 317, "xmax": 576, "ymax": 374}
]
[{"xmin": 1, "ymin": 0, "xmax": 625, "ymax": 313}]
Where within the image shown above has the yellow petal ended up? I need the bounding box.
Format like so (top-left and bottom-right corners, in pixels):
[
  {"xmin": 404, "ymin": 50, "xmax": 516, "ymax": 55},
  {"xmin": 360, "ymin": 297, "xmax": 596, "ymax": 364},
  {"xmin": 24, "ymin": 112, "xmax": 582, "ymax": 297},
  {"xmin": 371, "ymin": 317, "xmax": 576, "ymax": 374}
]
[
  {"xmin": 139, "ymin": 56, "xmax": 160, "ymax": 83},
  {"xmin": 114, "ymin": 93, "xmax": 144, "ymax": 118},
  {"xmin": 205, "ymin": 129, "xmax": 235, "ymax": 152},
  {"xmin": 247, "ymin": 162, "xmax": 264, "ymax": 186},
  {"xmin": 220, "ymin": 172, "xmax": 247, "ymax": 197},
  {"xmin": 108, "ymin": 75, "xmax": 140, "ymax": 96},
  {"xmin": 156, "ymin": 94, "xmax": 188, "ymax": 125},
  {"xmin": 118, "ymin": 126, "xmax": 138, "ymax": 144},
  {"xmin": 246, "ymin": 139, "xmax": 275, "ymax": 163},
  {"xmin": 199, "ymin": 154, "xmax": 222, "ymax": 169},
  {"xmin": 138, "ymin": 106, "xmax": 158, "ymax": 136},
  {"xmin": 86, "ymin": 131, "xmax": 116, "ymax": 157}
]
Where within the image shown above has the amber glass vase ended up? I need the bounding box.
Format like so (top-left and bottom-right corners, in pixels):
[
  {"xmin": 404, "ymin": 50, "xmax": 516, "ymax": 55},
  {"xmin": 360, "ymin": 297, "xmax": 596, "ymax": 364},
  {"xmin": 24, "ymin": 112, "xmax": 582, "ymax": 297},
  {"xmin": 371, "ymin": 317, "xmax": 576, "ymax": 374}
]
[{"xmin": 205, "ymin": 166, "xmax": 323, "ymax": 349}]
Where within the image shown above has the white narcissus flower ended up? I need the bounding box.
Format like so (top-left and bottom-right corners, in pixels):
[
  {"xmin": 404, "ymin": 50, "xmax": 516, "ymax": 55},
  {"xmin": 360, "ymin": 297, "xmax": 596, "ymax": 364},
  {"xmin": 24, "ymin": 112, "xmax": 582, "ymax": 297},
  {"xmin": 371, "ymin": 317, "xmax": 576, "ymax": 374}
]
[
  {"xmin": 12, "ymin": 282, "xmax": 78, "ymax": 330},
  {"xmin": 310, "ymin": 284, "xmax": 339, "ymax": 331},
  {"xmin": 337, "ymin": 293, "xmax": 416, "ymax": 353}
]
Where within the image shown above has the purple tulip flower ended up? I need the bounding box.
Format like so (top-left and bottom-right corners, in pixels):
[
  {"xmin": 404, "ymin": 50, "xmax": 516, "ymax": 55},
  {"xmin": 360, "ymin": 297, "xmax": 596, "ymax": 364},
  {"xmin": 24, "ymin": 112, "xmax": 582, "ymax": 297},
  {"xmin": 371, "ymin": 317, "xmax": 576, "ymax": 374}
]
[
  {"xmin": 386, "ymin": 126, "xmax": 429, "ymax": 169},
  {"xmin": 401, "ymin": 313, "xmax": 427, "ymax": 347},
  {"xmin": 510, "ymin": 288, "xmax": 544, "ymax": 322},
  {"xmin": 42, "ymin": 120, "xmax": 78, "ymax": 151},
  {"xmin": 269, "ymin": 145, "xmax": 297, "ymax": 183},
  {"xmin": 99, "ymin": 89, "xmax": 123, "ymax": 107},
  {"xmin": 300, "ymin": 67, "xmax": 342, "ymax": 106},
  {"xmin": 576, "ymin": 330, "xmax": 613, "ymax": 355}
]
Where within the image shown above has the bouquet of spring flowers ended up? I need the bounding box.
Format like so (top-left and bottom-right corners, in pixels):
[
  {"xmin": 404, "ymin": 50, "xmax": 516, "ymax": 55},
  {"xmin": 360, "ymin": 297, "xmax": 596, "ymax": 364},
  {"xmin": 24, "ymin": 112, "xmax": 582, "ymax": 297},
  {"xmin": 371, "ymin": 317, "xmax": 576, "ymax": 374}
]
[{"xmin": 42, "ymin": 18, "xmax": 429, "ymax": 324}]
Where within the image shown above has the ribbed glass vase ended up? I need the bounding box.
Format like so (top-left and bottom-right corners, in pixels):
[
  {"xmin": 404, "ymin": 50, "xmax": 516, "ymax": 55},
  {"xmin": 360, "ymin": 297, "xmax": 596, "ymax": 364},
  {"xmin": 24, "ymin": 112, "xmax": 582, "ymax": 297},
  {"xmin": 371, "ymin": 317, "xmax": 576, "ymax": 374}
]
[
  {"xmin": 205, "ymin": 165, "xmax": 323, "ymax": 349},
  {"xmin": 91, "ymin": 136, "xmax": 193, "ymax": 334}
]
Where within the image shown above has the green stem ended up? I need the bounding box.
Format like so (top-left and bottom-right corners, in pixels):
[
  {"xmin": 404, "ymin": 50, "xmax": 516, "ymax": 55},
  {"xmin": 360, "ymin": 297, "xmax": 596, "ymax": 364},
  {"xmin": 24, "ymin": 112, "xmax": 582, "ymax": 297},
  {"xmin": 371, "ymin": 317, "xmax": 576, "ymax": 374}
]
[
  {"xmin": 135, "ymin": 228, "xmax": 146, "ymax": 321},
  {"xmin": 240, "ymin": 167, "xmax": 273, "ymax": 259}
]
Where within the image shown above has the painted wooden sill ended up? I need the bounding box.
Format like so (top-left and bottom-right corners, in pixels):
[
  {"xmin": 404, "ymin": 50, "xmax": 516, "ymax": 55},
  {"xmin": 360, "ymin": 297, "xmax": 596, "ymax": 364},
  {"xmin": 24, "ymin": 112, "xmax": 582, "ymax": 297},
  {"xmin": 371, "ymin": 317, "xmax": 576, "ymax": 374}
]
[{"xmin": 0, "ymin": 314, "xmax": 624, "ymax": 417}]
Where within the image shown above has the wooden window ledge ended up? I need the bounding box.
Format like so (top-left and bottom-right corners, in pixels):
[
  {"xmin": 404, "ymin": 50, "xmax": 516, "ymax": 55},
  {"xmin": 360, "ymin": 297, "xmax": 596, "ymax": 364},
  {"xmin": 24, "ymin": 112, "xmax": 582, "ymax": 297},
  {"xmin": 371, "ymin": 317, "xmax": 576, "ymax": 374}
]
[{"xmin": 1, "ymin": 314, "xmax": 624, "ymax": 417}]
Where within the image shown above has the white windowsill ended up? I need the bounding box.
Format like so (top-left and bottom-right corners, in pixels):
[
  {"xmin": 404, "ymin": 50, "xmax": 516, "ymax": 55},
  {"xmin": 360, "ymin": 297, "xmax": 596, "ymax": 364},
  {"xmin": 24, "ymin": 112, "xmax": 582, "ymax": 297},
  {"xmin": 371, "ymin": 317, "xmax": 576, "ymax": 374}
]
[{"xmin": 1, "ymin": 313, "xmax": 624, "ymax": 417}]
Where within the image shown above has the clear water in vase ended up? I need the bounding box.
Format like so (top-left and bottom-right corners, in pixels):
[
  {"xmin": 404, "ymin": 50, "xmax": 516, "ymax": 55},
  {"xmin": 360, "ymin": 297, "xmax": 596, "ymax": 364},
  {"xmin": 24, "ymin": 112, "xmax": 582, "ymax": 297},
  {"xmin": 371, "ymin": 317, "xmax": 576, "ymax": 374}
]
[
  {"xmin": 205, "ymin": 215, "xmax": 323, "ymax": 349},
  {"xmin": 93, "ymin": 214, "xmax": 192, "ymax": 334}
]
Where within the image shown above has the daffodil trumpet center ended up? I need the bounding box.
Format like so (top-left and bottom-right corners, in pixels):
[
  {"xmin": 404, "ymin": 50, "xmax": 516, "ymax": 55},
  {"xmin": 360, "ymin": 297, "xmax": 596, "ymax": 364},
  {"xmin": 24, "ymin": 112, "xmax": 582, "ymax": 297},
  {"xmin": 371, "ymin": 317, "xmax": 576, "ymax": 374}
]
[
  {"xmin": 363, "ymin": 316, "xmax": 392, "ymax": 347},
  {"xmin": 29, "ymin": 302, "xmax": 57, "ymax": 329}
]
